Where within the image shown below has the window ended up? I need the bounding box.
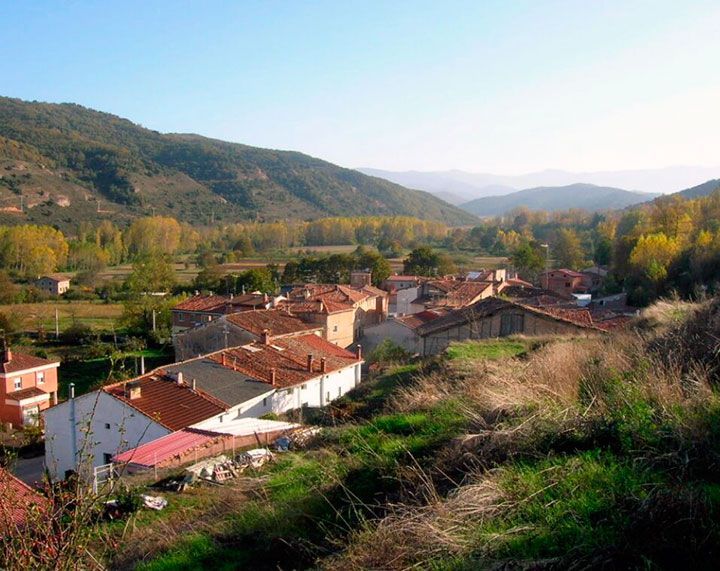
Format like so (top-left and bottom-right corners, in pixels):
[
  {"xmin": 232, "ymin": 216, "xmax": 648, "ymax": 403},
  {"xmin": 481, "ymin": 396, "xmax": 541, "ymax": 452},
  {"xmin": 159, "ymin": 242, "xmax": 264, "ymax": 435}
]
[
  {"xmin": 263, "ymin": 397, "xmax": 268, "ymax": 407},
  {"xmin": 36, "ymin": 371, "xmax": 45, "ymax": 385},
  {"xmin": 326, "ymin": 391, "xmax": 330, "ymax": 402},
  {"xmin": 301, "ymin": 384, "xmax": 307, "ymax": 390},
  {"xmin": 104, "ymin": 423, "xmax": 111, "ymax": 430},
  {"xmin": 333, "ymin": 325, "xmax": 338, "ymax": 332},
  {"xmin": 103, "ymin": 453, "xmax": 113, "ymax": 465},
  {"xmin": 13, "ymin": 378, "xmax": 21, "ymax": 390},
  {"xmin": 565, "ymin": 282, "xmax": 571, "ymax": 287},
  {"xmin": 338, "ymin": 387, "xmax": 341, "ymax": 397}
]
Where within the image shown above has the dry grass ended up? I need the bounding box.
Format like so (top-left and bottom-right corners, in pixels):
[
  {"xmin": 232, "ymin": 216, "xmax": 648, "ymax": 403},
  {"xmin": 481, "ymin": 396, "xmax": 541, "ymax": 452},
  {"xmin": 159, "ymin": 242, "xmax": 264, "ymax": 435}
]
[
  {"xmin": 329, "ymin": 302, "xmax": 720, "ymax": 569},
  {"xmin": 0, "ymin": 301, "xmax": 124, "ymax": 332}
]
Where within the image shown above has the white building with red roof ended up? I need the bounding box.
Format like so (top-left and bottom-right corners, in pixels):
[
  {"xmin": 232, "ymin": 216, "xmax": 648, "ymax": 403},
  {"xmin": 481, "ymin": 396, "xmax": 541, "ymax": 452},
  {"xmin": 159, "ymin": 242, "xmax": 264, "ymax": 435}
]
[{"xmin": 44, "ymin": 334, "xmax": 363, "ymax": 479}]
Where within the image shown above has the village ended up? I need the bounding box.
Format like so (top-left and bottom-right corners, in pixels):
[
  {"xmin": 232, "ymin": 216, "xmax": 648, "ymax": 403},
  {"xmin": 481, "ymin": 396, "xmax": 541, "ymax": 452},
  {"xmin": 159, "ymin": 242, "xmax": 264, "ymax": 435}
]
[{"xmin": 0, "ymin": 261, "xmax": 635, "ymax": 516}]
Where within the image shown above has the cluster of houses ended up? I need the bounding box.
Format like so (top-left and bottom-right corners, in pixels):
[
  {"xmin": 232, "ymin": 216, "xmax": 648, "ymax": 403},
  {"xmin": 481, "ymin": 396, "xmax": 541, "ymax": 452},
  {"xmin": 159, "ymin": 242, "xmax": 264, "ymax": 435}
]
[{"xmin": 0, "ymin": 264, "xmax": 631, "ymax": 490}]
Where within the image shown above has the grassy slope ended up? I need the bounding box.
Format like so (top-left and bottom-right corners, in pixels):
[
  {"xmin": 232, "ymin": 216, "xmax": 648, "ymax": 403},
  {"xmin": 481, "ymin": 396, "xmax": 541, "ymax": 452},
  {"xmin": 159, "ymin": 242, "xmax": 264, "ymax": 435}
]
[{"xmin": 104, "ymin": 306, "xmax": 720, "ymax": 569}]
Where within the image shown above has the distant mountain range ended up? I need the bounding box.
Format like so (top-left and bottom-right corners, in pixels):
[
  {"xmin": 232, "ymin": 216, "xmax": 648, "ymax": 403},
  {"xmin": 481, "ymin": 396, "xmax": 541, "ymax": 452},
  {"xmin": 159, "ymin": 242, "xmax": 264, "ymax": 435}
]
[
  {"xmin": 459, "ymin": 184, "xmax": 659, "ymax": 217},
  {"xmin": 0, "ymin": 97, "xmax": 477, "ymax": 230},
  {"xmin": 358, "ymin": 166, "xmax": 720, "ymax": 201}
]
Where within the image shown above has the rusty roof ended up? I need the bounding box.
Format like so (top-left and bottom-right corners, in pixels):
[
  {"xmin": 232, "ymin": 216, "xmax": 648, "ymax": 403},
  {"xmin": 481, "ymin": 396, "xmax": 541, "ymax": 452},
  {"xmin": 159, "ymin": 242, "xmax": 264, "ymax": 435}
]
[
  {"xmin": 104, "ymin": 374, "xmax": 227, "ymax": 431},
  {"xmin": 226, "ymin": 310, "xmax": 321, "ymax": 337},
  {"xmin": 0, "ymin": 467, "xmax": 49, "ymax": 529},
  {"xmin": 1, "ymin": 351, "xmax": 59, "ymax": 375}
]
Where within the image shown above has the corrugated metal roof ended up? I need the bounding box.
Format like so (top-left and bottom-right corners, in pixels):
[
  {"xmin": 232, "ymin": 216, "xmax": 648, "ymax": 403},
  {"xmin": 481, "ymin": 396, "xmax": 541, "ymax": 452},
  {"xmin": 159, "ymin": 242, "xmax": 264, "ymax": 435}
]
[{"xmin": 112, "ymin": 428, "xmax": 221, "ymax": 467}]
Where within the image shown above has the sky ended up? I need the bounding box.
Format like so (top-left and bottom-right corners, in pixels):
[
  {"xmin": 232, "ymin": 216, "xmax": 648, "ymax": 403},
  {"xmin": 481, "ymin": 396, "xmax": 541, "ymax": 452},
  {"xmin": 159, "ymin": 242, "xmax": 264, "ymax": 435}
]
[{"xmin": 1, "ymin": 0, "xmax": 719, "ymax": 174}]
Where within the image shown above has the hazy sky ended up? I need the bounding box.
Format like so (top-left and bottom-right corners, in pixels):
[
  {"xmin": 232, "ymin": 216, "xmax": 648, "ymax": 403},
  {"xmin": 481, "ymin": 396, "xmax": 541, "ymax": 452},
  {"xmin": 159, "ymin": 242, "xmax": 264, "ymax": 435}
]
[{"xmin": 2, "ymin": 1, "xmax": 719, "ymax": 174}]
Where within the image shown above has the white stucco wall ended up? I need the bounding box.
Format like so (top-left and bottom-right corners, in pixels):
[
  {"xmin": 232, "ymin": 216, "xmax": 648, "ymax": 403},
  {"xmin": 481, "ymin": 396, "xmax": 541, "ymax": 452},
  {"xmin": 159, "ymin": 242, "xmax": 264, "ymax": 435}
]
[{"xmin": 43, "ymin": 392, "xmax": 171, "ymax": 479}]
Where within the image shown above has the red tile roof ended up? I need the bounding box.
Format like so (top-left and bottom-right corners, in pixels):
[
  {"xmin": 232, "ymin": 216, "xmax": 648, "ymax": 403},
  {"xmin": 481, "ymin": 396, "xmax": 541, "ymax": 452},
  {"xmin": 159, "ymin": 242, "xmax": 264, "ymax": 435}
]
[
  {"xmin": 385, "ymin": 275, "xmax": 419, "ymax": 281},
  {"xmin": 545, "ymin": 269, "xmax": 585, "ymax": 278},
  {"xmin": 0, "ymin": 467, "xmax": 49, "ymax": 529},
  {"xmin": 104, "ymin": 374, "xmax": 227, "ymax": 431},
  {"xmin": 6, "ymin": 386, "xmax": 48, "ymax": 401},
  {"xmin": 112, "ymin": 428, "xmax": 222, "ymax": 468},
  {"xmin": 207, "ymin": 334, "xmax": 361, "ymax": 389},
  {"xmin": 1, "ymin": 351, "xmax": 59, "ymax": 375},
  {"xmin": 173, "ymin": 294, "xmax": 270, "ymax": 314},
  {"xmin": 226, "ymin": 310, "xmax": 321, "ymax": 337},
  {"xmin": 396, "ymin": 309, "xmax": 449, "ymax": 330}
]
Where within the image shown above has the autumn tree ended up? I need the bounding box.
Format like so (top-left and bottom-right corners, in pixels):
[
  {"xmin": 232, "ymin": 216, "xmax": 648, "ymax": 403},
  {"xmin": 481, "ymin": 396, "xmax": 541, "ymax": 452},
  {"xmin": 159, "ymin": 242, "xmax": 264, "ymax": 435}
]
[
  {"xmin": 553, "ymin": 228, "xmax": 585, "ymax": 270},
  {"xmin": 510, "ymin": 242, "xmax": 545, "ymax": 282},
  {"xmin": 403, "ymin": 246, "xmax": 456, "ymax": 277},
  {"xmin": 124, "ymin": 255, "xmax": 176, "ymax": 293},
  {"xmin": 124, "ymin": 216, "xmax": 182, "ymax": 258}
]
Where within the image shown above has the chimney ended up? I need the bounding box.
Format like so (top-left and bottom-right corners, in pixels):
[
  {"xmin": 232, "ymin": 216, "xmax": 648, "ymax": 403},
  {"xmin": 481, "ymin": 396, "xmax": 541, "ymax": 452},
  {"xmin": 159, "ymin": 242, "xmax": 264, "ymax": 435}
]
[
  {"xmin": 261, "ymin": 329, "xmax": 271, "ymax": 345},
  {"xmin": 307, "ymin": 354, "xmax": 314, "ymax": 372},
  {"xmin": 264, "ymin": 293, "xmax": 269, "ymax": 303},
  {"xmin": 125, "ymin": 381, "xmax": 141, "ymax": 400},
  {"xmin": 192, "ymin": 378, "xmax": 197, "ymax": 391},
  {"xmin": 176, "ymin": 371, "xmax": 184, "ymax": 386},
  {"xmin": 1, "ymin": 339, "xmax": 11, "ymax": 364},
  {"xmin": 270, "ymin": 367, "xmax": 277, "ymax": 386},
  {"xmin": 140, "ymin": 355, "xmax": 146, "ymax": 375},
  {"xmin": 320, "ymin": 358, "xmax": 327, "ymax": 373},
  {"xmin": 318, "ymin": 300, "xmax": 324, "ymax": 313},
  {"xmin": 233, "ymin": 357, "xmax": 238, "ymax": 371},
  {"xmin": 356, "ymin": 344, "xmax": 362, "ymax": 360},
  {"xmin": 221, "ymin": 353, "xmax": 227, "ymax": 367}
]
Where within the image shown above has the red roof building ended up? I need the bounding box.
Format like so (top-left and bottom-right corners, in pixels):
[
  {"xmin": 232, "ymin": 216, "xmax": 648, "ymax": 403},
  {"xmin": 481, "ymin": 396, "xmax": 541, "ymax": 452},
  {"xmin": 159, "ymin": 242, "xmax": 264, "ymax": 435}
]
[
  {"xmin": 0, "ymin": 343, "xmax": 60, "ymax": 428},
  {"xmin": 0, "ymin": 467, "xmax": 49, "ymax": 529}
]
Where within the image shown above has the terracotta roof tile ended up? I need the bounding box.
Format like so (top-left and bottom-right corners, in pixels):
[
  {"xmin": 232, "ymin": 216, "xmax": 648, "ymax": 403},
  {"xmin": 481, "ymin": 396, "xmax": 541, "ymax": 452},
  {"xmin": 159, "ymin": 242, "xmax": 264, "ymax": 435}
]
[
  {"xmin": 6, "ymin": 387, "xmax": 48, "ymax": 401},
  {"xmin": 1, "ymin": 352, "xmax": 59, "ymax": 375},
  {"xmin": 173, "ymin": 294, "xmax": 270, "ymax": 314},
  {"xmin": 226, "ymin": 310, "xmax": 321, "ymax": 337},
  {"xmin": 0, "ymin": 467, "xmax": 49, "ymax": 529},
  {"xmin": 105, "ymin": 375, "xmax": 227, "ymax": 431},
  {"xmin": 396, "ymin": 309, "xmax": 449, "ymax": 330},
  {"xmin": 206, "ymin": 334, "xmax": 361, "ymax": 389}
]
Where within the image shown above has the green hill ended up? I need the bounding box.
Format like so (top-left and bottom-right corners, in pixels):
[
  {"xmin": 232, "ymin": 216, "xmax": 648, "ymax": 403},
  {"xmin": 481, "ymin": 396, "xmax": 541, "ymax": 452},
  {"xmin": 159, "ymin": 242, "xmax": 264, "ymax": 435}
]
[
  {"xmin": 460, "ymin": 183, "xmax": 658, "ymax": 216},
  {"xmin": 0, "ymin": 97, "xmax": 476, "ymax": 229},
  {"xmin": 675, "ymin": 178, "xmax": 720, "ymax": 199}
]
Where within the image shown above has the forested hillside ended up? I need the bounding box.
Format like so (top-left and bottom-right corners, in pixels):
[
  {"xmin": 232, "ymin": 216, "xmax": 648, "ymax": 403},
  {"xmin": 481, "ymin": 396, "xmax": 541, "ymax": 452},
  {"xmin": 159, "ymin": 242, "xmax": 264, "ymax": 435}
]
[{"xmin": 0, "ymin": 97, "xmax": 476, "ymax": 229}]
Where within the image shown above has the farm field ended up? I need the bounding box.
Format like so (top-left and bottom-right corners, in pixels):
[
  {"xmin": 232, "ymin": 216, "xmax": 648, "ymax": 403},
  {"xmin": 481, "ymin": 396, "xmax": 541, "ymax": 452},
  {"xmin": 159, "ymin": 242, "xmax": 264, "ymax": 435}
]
[{"xmin": 0, "ymin": 301, "xmax": 124, "ymax": 334}]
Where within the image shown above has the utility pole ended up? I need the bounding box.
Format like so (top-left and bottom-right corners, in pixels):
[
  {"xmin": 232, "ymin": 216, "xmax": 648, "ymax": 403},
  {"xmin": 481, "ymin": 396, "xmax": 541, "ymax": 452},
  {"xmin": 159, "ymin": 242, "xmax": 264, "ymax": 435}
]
[
  {"xmin": 54, "ymin": 308, "xmax": 59, "ymax": 339},
  {"xmin": 152, "ymin": 310, "xmax": 157, "ymax": 332},
  {"xmin": 540, "ymin": 244, "xmax": 550, "ymax": 288}
]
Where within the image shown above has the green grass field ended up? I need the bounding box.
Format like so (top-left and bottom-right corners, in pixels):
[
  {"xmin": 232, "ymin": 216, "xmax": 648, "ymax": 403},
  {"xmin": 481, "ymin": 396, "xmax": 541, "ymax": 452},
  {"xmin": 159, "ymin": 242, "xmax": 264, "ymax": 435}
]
[{"xmin": 0, "ymin": 301, "xmax": 124, "ymax": 333}]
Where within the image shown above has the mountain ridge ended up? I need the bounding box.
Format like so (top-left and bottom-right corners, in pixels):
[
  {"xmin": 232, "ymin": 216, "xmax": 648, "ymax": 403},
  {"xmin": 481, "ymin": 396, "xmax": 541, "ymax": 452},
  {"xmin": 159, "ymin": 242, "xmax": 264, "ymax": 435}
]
[
  {"xmin": 0, "ymin": 97, "xmax": 477, "ymax": 230},
  {"xmin": 359, "ymin": 165, "xmax": 720, "ymax": 199},
  {"xmin": 460, "ymin": 183, "xmax": 659, "ymax": 217}
]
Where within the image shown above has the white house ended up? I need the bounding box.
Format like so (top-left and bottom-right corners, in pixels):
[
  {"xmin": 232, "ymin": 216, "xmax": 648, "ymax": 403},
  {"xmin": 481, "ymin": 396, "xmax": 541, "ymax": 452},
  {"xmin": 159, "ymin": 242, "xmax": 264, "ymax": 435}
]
[{"xmin": 44, "ymin": 333, "xmax": 363, "ymax": 479}]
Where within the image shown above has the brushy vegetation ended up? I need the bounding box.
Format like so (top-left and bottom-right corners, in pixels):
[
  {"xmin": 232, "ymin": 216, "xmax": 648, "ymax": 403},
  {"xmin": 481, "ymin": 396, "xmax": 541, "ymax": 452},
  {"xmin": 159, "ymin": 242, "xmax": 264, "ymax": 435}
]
[{"xmin": 94, "ymin": 300, "xmax": 720, "ymax": 570}]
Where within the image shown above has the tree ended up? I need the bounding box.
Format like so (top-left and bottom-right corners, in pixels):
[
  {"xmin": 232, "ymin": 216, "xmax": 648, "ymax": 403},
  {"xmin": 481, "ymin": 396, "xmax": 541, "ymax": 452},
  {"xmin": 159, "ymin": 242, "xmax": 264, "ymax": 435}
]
[
  {"xmin": 510, "ymin": 242, "xmax": 545, "ymax": 282},
  {"xmin": 124, "ymin": 216, "xmax": 182, "ymax": 258},
  {"xmin": 403, "ymin": 247, "xmax": 456, "ymax": 277},
  {"xmin": 124, "ymin": 255, "xmax": 176, "ymax": 293},
  {"xmin": 553, "ymin": 228, "xmax": 585, "ymax": 270},
  {"xmin": 235, "ymin": 268, "xmax": 276, "ymax": 293}
]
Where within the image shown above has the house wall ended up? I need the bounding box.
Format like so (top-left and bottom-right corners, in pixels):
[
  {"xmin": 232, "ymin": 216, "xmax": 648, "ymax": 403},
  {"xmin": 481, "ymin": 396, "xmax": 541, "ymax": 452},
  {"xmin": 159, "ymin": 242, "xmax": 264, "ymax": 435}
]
[
  {"xmin": 43, "ymin": 392, "xmax": 171, "ymax": 479},
  {"xmin": 389, "ymin": 287, "xmax": 420, "ymax": 315},
  {"xmin": 362, "ymin": 320, "xmax": 421, "ymax": 354},
  {"xmin": 1, "ymin": 364, "xmax": 59, "ymax": 428},
  {"xmin": 421, "ymin": 309, "xmax": 592, "ymax": 355},
  {"xmin": 324, "ymin": 310, "xmax": 356, "ymax": 348},
  {"xmin": 171, "ymin": 310, "xmax": 221, "ymax": 334},
  {"xmin": 173, "ymin": 320, "xmax": 257, "ymax": 361},
  {"xmin": 36, "ymin": 278, "xmax": 70, "ymax": 296}
]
